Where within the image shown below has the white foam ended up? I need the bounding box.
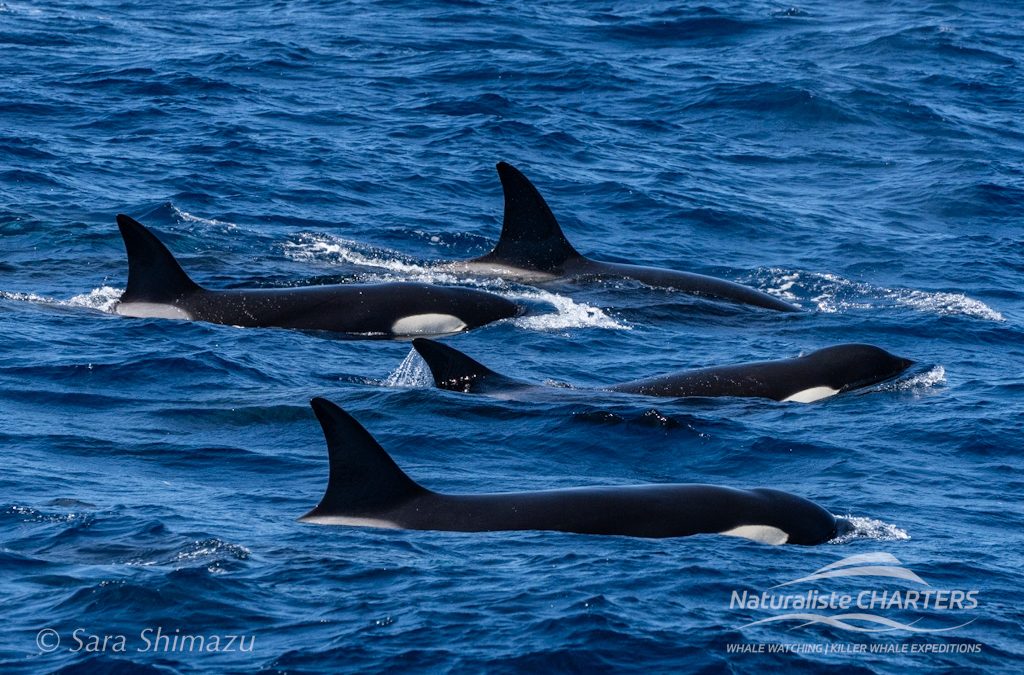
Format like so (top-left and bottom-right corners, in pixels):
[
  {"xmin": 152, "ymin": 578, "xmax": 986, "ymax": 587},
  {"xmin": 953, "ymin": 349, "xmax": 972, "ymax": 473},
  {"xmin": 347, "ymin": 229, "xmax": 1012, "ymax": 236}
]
[
  {"xmin": 282, "ymin": 232, "xmax": 430, "ymax": 276},
  {"xmin": 897, "ymin": 290, "xmax": 1002, "ymax": 321},
  {"xmin": 1, "ymin": 286, "xmax": 124, "ymax": 313},
  {"xmin": 762, "ymin": 269, "xmax": 1003, "ymax": 321},
  {"xmin": 383, "ymin": 348, "xmax": 433, "ymax": 388},
  {"xmin": 829, "ymin": 515, "xmax": 911, "ymax": 544},
  {"xmin": 505, "ymin": 289, "xmax": 629, "ymax": 332},
  {"xmin": 0, "ymin": 290, "xmax": 50, "ymax": 304},
  {"xmin": 888, "ymin": 365, "xmax": 946, "ymax": 392},
  {"xmin": 67, "ymin": 286, "xmax": 124, "ymax": 312}
]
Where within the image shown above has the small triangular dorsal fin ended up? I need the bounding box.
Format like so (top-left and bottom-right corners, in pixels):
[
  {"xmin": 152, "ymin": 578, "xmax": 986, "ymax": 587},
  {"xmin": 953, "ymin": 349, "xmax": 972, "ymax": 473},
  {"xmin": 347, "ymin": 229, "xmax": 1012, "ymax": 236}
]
[
  {"xmin": 304, "ymin": 398, "xmax": 426, "ymax": 518},
  {"xmin": 116, "ymin": 214, "xmax": 201, "ymax": 303},
  {"xmin": 412, "ymin": 338, "xmax": 511, "ymax": 393},
  {"xmin": 475, "ymin": 162, "xmax": 582, "ymax": 272}
]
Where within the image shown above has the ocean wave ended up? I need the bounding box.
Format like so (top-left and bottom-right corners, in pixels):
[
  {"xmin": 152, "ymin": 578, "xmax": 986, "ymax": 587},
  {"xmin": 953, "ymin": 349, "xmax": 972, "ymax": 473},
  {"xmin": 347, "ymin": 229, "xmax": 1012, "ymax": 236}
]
[
  {"xmin": 762, "ymin": 269, "xmax": 1003, "ymax": 321},
  {"xmin": 169, "ymin": 204, "xmax": 237, "ymax": 230}
]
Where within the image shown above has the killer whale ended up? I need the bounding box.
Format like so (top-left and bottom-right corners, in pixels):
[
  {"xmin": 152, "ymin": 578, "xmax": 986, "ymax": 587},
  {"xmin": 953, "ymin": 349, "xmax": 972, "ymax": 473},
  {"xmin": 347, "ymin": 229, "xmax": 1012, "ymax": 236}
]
[
  {"xmin": 448, "ymin": 162, "xmax": 800, "ymax": 312},
  {"xmin": 300, "ymin": 398, "xmax": 848, "ymax": 545},
  {"xmin": 411, "ymin": 339, "xmax": 914, "ymax": 403},
  {"xmin": 113, "ymin": 214, "xmax": 520, "ymax": 337}
]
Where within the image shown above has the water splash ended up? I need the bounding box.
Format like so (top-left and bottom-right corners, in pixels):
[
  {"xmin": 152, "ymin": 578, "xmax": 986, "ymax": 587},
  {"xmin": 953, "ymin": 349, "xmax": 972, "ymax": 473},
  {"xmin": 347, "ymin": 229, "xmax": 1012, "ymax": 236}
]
[
  {"xmin": 1, "ymin": 286, "xmax": 123, "ymax": 313},
  {"xmin": 383, "ymin": 348, "xmax": 432, "ymax": 388},
  {"xmin": 762, "ymin": 269, "xmax": 1003, "ymax": 321},
  {"xmin": 67, "ymin": 286, "xmax": 123, "ymax": 312},
  {"xmin": 888, "ymin": 365, "xmax": 946, "ymax": 392},
  {"xmin": 830, "ymin": 515, "xmax": 911, "ymax": 544},
  {"xmin": 507, "ymin": 290, "xmax": 629, "ymax": 332}
]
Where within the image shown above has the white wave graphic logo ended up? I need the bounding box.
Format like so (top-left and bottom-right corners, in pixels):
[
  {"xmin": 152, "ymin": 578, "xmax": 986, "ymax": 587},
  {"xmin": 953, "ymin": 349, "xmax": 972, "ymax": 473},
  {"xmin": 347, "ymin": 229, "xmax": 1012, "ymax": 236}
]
[{"xmin": 771, "ymin": 552, "xmax": 927, "ymax": 588}]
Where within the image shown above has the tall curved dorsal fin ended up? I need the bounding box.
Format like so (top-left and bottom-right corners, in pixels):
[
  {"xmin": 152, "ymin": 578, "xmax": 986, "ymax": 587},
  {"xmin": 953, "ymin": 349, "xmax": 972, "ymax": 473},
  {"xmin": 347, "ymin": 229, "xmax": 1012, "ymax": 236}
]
[
  {"xmin": 116, "ymin": 214, "xmax": 201, "ymax": 303},
  {"xmin": 304, "ymin": 398, "xmax": 426, "ymax": 518},
  {"xmin": 476, "ymin": 162, "xmax": 582, "ymax": 272},
  {"xmin": 412, "ymin": 338, "xmax": 514, "ymax": 393}
]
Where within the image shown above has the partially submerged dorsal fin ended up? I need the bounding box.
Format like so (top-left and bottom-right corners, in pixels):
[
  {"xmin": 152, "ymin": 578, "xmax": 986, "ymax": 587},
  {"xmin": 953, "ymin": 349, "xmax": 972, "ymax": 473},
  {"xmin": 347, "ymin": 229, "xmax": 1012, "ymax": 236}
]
[
  {"xmin": 304, "ymin": 398, "xmax": 426, "ymax": 518},
  {"xmin": 116, "ymin": 214, "xmax": 201, "ymax": 303},
  {"xmin": 476, "ymin": 162, "xmax": 581, "ymax": 272},
  {"xmin": 412, "ymin": 338, "xmax": 510, "ymax": 393}
]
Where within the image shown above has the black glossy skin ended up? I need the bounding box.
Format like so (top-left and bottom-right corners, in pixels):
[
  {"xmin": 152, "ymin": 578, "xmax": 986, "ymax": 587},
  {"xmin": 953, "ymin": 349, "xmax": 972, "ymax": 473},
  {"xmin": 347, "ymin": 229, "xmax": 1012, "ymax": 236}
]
[
  {"xmin": 115, "ymin": 214, "xmax": 520, "ymax": 336},
  {"xmin": 561, "ymin": 258, "xmax": 799, "ymax": 312},
  {"xmin": 610, "ymin": 344, "xmax": 915, "ymax": 400},
  {"xmin": 466, "ymin": 162, "xmax": 801, "ymax": 312},
  {"xmin": 173, "ymin": 284, "xmax": 519, "ymax": 335},
  {"xmin": 348, "ymin": 486, "xmax": 839, "ymax": 545},
  {"xmin": 413, "ymin": 338, "xmax": 914, "ymax": 401},
  {"xmin": 301, "ymin": 398, "xmax": 844, "ymax": 545}
]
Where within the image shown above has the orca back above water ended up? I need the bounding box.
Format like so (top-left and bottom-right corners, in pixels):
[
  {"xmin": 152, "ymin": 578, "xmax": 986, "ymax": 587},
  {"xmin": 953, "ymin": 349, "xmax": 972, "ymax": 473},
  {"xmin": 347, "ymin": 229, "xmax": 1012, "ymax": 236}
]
[
  {"xmin": 456, "ymin": 162, "xmax": 800, "ymax": 312},
  {"xmin": 300, "ymin": 398, "xmax": 847, "ymax": 545},
  {"xmin": 113, "ymin": 214, "xmax": 520, "ymax": 337},
  {"xmin": 411, "ymin": 339, "xmax": 914, "ymax": 403}
]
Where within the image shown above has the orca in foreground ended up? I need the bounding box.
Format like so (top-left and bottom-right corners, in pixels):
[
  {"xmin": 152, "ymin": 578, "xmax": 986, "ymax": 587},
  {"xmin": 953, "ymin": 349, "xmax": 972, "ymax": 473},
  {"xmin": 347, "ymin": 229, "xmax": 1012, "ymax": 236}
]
[
  {"xmin": 412, "ymin": 339, "xmax": 914, "ymax": 403},
  {"xmin": 113, "ymin": 215, "xmax": 520, "ymax": 337},
  {"xmin": 301, "ymin": 398, "xmax": 849, "ymax": 545},
  {"xmin": 449, "ymin": 162, "xmax": 800, "ymax": 312}
]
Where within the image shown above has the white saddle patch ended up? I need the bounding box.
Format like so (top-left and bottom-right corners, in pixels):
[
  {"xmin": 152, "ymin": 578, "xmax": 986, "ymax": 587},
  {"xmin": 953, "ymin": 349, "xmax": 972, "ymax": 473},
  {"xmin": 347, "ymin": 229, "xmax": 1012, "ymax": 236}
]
[
  {"xmin": 720, "ymin": 525, "xmax": 789, "ymax": 545},
  {"xmin": 115, "ymin": 302, "xmax": 193, "ymax": 321},
  {"xmin": 299, "ymin": 515, "xmax": 400, "ymax": 529},
  {"xmin": 448, "ymin": 261, "xmax": 559, "ymax": 283},
  {"xmin": 782, "ymin": 386, "xmax": 839, "ymax": 403},
  {"xmin": 391, "ymin": 313, "xmax": 467, "ymax": 335}
]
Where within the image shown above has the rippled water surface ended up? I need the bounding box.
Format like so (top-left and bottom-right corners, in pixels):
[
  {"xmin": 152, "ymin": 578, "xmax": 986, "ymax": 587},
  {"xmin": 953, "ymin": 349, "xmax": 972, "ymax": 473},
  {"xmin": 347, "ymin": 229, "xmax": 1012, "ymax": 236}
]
[{"xmin": 1, "ymin": 1, "xmax": 1022, "ymax": 672}]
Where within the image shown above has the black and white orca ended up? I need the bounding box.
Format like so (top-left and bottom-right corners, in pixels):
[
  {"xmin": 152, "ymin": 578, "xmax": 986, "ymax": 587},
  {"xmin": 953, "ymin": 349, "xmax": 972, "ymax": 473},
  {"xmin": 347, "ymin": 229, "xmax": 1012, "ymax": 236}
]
[
  {"xmin": 411, "ymin": 338, "xmax": 914, "ymax": 403},
  {"xmin": 446, "ymin": 162, "xmax": 800, "ymax": 312},
  {"xmin": 112, "ymin": 214, "xmax": 520, "ymax": 337},
  {"xmin": 300, "ymin": 398, "xmax": 849, "ymax": 545}
]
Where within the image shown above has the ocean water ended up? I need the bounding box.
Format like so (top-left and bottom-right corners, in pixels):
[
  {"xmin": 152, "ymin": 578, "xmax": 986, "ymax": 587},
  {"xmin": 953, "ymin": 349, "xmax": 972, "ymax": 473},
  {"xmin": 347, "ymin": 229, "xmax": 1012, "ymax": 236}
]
[{"xmin": 1, "ymin": 0, "xmax": 1022, "ymax": 672}]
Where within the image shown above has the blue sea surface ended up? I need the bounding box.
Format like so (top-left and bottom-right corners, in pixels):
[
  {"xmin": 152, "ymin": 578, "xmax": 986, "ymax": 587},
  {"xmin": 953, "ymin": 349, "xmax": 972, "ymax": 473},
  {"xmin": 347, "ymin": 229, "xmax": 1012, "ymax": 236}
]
[{"xmin": 1, "ymin": 0, "xmax": 1022, "ymax": 672}]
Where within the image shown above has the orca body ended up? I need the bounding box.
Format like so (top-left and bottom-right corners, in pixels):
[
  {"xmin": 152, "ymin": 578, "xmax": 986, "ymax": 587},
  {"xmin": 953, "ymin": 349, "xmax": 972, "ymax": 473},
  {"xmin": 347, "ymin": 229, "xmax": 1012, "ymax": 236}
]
[
  {"xmin": 411, "ymin": 339, "xmax": 914, "ymax": 403},
  {"xmin": 300, "ymin": 398, "xmax": 848, "ymax": 545},
  {"xmin": 113, "ymin": 215, "xmax": 520, "ymax": 337},
  {"xmin": 448, "ymin": 162, "xmax": 800, "ymax": 312}
]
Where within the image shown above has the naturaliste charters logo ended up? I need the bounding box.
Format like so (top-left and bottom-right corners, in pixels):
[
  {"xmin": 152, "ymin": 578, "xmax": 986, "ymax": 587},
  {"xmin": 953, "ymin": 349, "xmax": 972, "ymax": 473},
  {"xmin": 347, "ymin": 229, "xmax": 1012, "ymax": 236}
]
[{"xmin": 729, "ymin": 552, "xmax": 979, "ymax": 633}]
